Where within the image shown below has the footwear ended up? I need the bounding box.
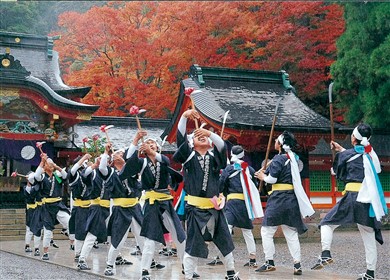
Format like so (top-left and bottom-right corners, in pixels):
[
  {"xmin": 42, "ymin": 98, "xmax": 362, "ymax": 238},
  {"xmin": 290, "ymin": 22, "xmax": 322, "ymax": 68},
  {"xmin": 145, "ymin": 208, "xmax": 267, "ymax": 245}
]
[
  {"xmin": 255, "ymin": 260, "xmax": 276, "ymax": 272},
  {"xmin": 50, "ymin": 240, "xmax": 59, "ymax": 248},
  {"xmin": 61, "ymin": 228, "xmax": 69, "ymax": 237},
  {"xmin": 70, "ymin": 244, "xmax": 75, "ymax": 251},
  {"xmin": 25, "ymin": 246, "xmax": 32, "ymax": 253},
  {"xmin": 115, "ymin": 256, "xmax": 133, "ymax": 265},
  {"xmin": 207, "ymin": 256, "xmax": 223, "ymax": 266},
  {"xmin": 104, "ymin": 265, "xmax": 114, "ymax": 276},
  {"xmin": 41, "ymin": 253, "xmax": 49, "ymax": 261},
  {"xmin": 181, "ymin": 270, "xmax": 200, "ymax": 278},
  {"xmin": 311, "ymin": 256, "xmax": 334, "ymax": 270},
  {"xmin": 243, "ymin": 259, "xmax": 258, "ymax": 267},
  {"xmin": 140, "ymin": 275, "xmax": 151, "ymax": 280},
  {"xmin": 159, "ymin": 247, "xmax": 168, "ymax": 255},
  {"xmin": 77, "ymin": 260, "xmax": 91, "ymax": 270},
  {"xmin": 150, "ymin": 260, "xmax": 165, "ymax": 269},
  {"xmin": 93, "ymin": 241, "xmax": 99, "ymax": 249},
  {"xmin": 357, "ymin": 271, "xmax": 375, "ymax": 280},
  {"xmin": 163, "ymin": 249, "xmax": 177, "ymax": 257},
  {"xmin": 34, "ymin": 248, "xmax": 40, "ymax": 256},
  {"xmin": 225, "ymin": 272, "xmax": 240, "ymax": 280},
  {"xmin": 294, "ymin": 262, "xmax": 303, "ymax": 275},
  {"xmin": 131, "ymin": 245, "xmax": 141, "ymax": 256},
  {"xmin": 74, "ymin": 254, "xmax": 80, "ymax": 262}
]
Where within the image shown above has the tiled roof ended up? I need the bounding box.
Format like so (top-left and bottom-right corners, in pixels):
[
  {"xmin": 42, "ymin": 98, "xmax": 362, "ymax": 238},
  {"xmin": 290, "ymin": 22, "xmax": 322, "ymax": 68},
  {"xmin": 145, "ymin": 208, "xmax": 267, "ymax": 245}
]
[{"xmin": 0, "ymin": 31, "xmax": 90, "ymax": 96}]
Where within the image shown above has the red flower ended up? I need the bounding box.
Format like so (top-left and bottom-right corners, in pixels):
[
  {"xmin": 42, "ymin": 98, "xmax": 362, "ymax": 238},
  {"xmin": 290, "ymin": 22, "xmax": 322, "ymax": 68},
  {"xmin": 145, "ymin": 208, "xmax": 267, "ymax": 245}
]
[
  {"xmin": 129, "ymin": 105, "xmax": 140, "ymax": 115},
  {"xmin": 184, "ymin": 87, "xmax": 195, "ymax": 97},
  {"xmin": 82, "ymin": 137, "xmax": 90, "ymax": 143},
  {"xmin": 36, "ymin": 142, "xmax": 45, "ymax": 148},
  {"xmin": 100, "ymin": 125, "xmax": 107, "ymax": 132},
  {"xmin": 92, "ymin": 134, "xmax": 100, "ymax": 141},
  {"xmin": 11, "ymin": 171, "xmax": 17, "ymax": 177}
]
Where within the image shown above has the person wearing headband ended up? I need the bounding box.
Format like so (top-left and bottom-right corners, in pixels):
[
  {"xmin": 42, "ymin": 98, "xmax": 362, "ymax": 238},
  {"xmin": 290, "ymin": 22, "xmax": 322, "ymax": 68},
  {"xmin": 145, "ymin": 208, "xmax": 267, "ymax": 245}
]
[
  {"xmin": 219, "ymin": 145, "xmax": 263, "ymax": 268},
  {"xmin": 312, "ymin": 124, "xmax": 386, "ymax": 280},
  {"xmin": 67, "ymin": 153, "xmax": 93, "ymax": 263},
  {"xmin": 255, "ymin": 130, "xmax": 314, "ymax": 276},
  {"xmin": 23, "ymin": 172, "xmax": 42, "ymax": 255},
  {"xmin": 34, "ymin": 153, "xmax": 74, "ymax": 261},
  {"xmin": 173, "ymin": 109, "xmax": 239, "ymax": 280},
  {"xmin": 99, "ymin": 143, "xmax": 144, "ymax": 276},
  {"xmin": 77, "ymin": 153, "xmax": 110, "ymax": 271},
  {"xmin": 127, "ymin": 130, "xmax": 188, "ymax": 280}
]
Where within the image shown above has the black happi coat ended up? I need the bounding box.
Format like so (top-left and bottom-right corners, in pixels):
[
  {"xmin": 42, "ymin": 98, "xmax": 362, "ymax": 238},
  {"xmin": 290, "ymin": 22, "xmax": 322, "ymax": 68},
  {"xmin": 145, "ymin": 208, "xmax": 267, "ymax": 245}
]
[
  {"xmin": 262, "ymin": 154, "xmax": 308, "ymax": 234},
  {"xmin": 39, "ymin": 173, "xmax": 69, "ymax": 231},
  {"xmin": 68, "ymin": 168, "xmax": 91, "ymax": 240},
  {"xmin": 106, "ymin": 162, "xmax": 144, "ymax": 248},
  {"xmin": 128, "ymin": 151, "xmax": 185, "ymax": 246},
  {"xmin": 220, "ymin": 162, "xmax": 257, "ymax": 229},
  {"xmin": 173, "ymin": 131, "xmax": 234, "ymax": 258},
  {"xmin": 84, "ymin": 169, "xmax": 111, "ymax": 242},
  {"xmin": 320, "ymin": 146, "xmax": 383, "ymax": 244}
]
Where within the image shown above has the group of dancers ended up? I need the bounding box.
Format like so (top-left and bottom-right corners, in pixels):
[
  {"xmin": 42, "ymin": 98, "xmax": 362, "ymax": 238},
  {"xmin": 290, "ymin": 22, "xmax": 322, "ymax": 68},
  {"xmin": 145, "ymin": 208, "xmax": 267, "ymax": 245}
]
[{"xmin": 22, "ymin": 108, "xmax": 386, "ymax": 280}]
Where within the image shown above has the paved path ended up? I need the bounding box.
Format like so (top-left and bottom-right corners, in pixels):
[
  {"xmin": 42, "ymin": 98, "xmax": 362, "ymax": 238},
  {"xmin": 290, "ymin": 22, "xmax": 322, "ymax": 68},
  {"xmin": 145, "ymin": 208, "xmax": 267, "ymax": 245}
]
[{"xmin": 0, "ymin": 230, "xmax": 389, "ymax": 280}]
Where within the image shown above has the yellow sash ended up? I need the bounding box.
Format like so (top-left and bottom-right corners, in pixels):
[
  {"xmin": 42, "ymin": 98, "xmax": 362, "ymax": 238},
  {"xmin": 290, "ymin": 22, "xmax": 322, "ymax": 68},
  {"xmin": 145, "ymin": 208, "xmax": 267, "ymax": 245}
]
[
  {"xmin": 43, "ymin": 197, "xmax": 62, "ymax": 204},
  {"xmin": 187, "ymin": 195, "xmax": 215, "ymax": 209},
  {"xmin": 268, "ymin": 183, "xmax": 294, "ymax": 195},
  {"xmin": 26, "ymin": 203, "xmax": 37, "ymax": 209},
  {"xmin": 73, "ymin": 199, "xmax": 91, "ymax": 208},
  {"xmin": 142, "ymin": 191, "xmax": 173, "ymax": 205},
  {"xmin": 112, "ymin": 197, "xmax": 139, "ymax": 208},
  {"xmin": 99, "ymin": 199, "xmax": 110, "ymax": 208},
  {"xmin": 36, "ymin": 201, "xmax": 43, "ymax": 206},
  {"xmin": 227, "ymin": 193, "xmax": 245, "ymax": 201},
  {"xmin": 342, "ymin": 182, "xmax": 362, "ymax": 195},
  {"xmin": 90, "ymin": 198, "xmax": 100, "ymax": 205}
]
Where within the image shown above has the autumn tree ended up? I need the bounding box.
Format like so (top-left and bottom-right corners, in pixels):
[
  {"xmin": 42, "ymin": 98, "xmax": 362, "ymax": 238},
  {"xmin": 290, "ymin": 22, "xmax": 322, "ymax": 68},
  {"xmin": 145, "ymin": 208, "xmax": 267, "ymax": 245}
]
[
  {"xmin": 54, "ymin": 2, "xmax": 344, "ymax": 118},
  {"xmin": 330, "ymin": 2, "xmax": 390, "ymax": 128}
]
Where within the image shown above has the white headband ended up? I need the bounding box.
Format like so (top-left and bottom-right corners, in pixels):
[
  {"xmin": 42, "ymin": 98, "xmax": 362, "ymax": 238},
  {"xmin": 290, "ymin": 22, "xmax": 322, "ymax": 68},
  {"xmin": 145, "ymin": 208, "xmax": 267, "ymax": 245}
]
[
  {"xmin": 353, "ymin": 127, "xmax": 370, "ymax": 146},
  {"xmin": 277, "ymin": 134, "xmax": 284, "ymax": 145},
  {"xmin": 230, "ymin": 150, "xmax": 244, "ymax": 162}
]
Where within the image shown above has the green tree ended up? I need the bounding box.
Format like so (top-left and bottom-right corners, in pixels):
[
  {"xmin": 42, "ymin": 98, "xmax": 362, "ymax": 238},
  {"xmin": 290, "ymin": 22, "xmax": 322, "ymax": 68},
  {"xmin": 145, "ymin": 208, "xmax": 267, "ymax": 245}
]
[{"xmin": 330, "ymin": 2, "xmax": 390, "ymax": 128}]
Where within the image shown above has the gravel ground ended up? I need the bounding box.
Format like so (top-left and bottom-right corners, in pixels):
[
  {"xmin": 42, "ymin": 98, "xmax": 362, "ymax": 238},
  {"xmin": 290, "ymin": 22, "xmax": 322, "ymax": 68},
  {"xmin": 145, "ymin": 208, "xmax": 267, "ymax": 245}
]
[{"xmin": 0, "ymin": 230, "xmax": 389, "ymax": 280}]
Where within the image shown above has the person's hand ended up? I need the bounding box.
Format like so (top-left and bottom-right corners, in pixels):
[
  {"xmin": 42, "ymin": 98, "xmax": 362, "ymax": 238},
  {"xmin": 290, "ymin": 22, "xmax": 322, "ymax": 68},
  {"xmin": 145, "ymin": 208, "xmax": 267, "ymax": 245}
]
[
  {"xmin": 254, "ymin": 169, "xmax": 265, "ymax": 181},
  {"xmin": 183, "ymin": 109, "xmax": 199, "ymax": 120},
  {"xmin": 330, "ymin": 141, "xmax": 344, "ymax": 152},
  {"xmin": 105, "ymin": 143, "xmax": 112, "ymax": 154},
  {"xmin": 193, "ymin": 128, "xmax": 211, "ymax": 138}
]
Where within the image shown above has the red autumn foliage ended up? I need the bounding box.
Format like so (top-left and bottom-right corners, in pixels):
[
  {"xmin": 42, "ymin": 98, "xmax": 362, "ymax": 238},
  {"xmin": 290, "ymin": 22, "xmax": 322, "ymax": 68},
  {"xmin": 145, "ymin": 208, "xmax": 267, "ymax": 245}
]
[{"xmin": 54, "ymin": 2, "xmax": 345, "ymax": 118}]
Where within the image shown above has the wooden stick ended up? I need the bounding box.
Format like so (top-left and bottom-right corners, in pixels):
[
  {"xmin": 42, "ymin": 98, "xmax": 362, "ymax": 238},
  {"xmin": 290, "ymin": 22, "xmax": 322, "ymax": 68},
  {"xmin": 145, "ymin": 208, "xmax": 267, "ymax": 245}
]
[
  {"xmin": 220, "ymin": 110, "xmax": 230, "ymax": 138},
  {"xmin": 135, "ymin": 115, "xmax": 144, "ymax": 142},
  {"xmin": 190, "ymin": 97, "xmax": 199, "ymax": 129},
  {"xmin": 259, "ymin": 98, "xmax": 282, "ymax": 191},
  {"xmin": 329, "ymin": 82, "xmax": 335, "ymax": 161}
]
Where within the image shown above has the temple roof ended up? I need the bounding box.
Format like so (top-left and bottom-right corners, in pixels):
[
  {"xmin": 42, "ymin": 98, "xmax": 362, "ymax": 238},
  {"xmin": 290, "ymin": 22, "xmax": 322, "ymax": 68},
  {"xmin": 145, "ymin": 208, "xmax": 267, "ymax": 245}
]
[
  {"xmin": 0, "ymin": 31, "xmax": 90, "ymax": 98},
  {"xmin": 162, "ymin": 65, "xmax": 343, "ymax": 145}
]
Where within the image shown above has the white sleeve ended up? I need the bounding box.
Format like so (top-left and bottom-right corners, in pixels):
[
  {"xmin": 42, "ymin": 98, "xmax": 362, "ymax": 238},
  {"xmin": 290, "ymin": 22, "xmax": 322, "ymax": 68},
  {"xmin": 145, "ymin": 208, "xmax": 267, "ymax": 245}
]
[
  {"xmin": 34, "ymin": 166, "xmax": 44, "ymax": 182},
  {"xmin": 263, "ymin": 175, "xmax": 277, "ymax": 184},
  {"xmin": 209, "ymin": 132, "xmax": 224, "ymax": 152},
  {"xmin": 59, "ymin": 168, "xmax": 67, "ymax": 179},
  {"xmin": 126, "ymin": 144, "xmax": 138, "ymax": 160},
  {"xmin": 178, "ymin": 116, "xmax": 188, "ymax": 136},
  {"xmin": 70, "ymin": 163, "xmax": 80, "ymax": 176},
  {"xmin": 83, "ymin": 166, "xmax": 93, "ymax": 177},
  {"xmin": 99, "ymin": 154, "xmax": 109, "ymax": 176}
]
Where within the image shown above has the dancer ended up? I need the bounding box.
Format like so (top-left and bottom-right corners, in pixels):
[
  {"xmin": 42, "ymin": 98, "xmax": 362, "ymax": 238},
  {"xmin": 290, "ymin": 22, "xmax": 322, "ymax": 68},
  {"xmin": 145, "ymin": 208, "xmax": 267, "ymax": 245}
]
[
  {"xmin": 255, "ymin": 130, "xmax": 315, "ymax": 275},
  {"xmin": 68, "ymin": 153, "xmax": 93, "ymax": 262},
  {"xmin": 77, "ymin": 154, "xmax": 111, "ymax": 270},
  {"xmin": 102, "ymin": 146, "xmax": 144, "ymax": 276},
  {"xmin": 23, "ymin": 172, "xmax": 41, "ymax": 254},
  {"xmin": 127, "ymin": 131, "xmax": 187, "ymax": 280},
  {"xmin": 34, "ymin": 154, "xmax": 74, "ymax": 261},
  {"xmin": 173, "ymin": 109, "xmax": 239, "ymax": 280},
  {"xmin": 311, "ymin": 124, "xmax": 387, "ymax": 280},
  {"xmin": 220, "ymin": 145, "xmax": 263, "ymax": 268}
]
